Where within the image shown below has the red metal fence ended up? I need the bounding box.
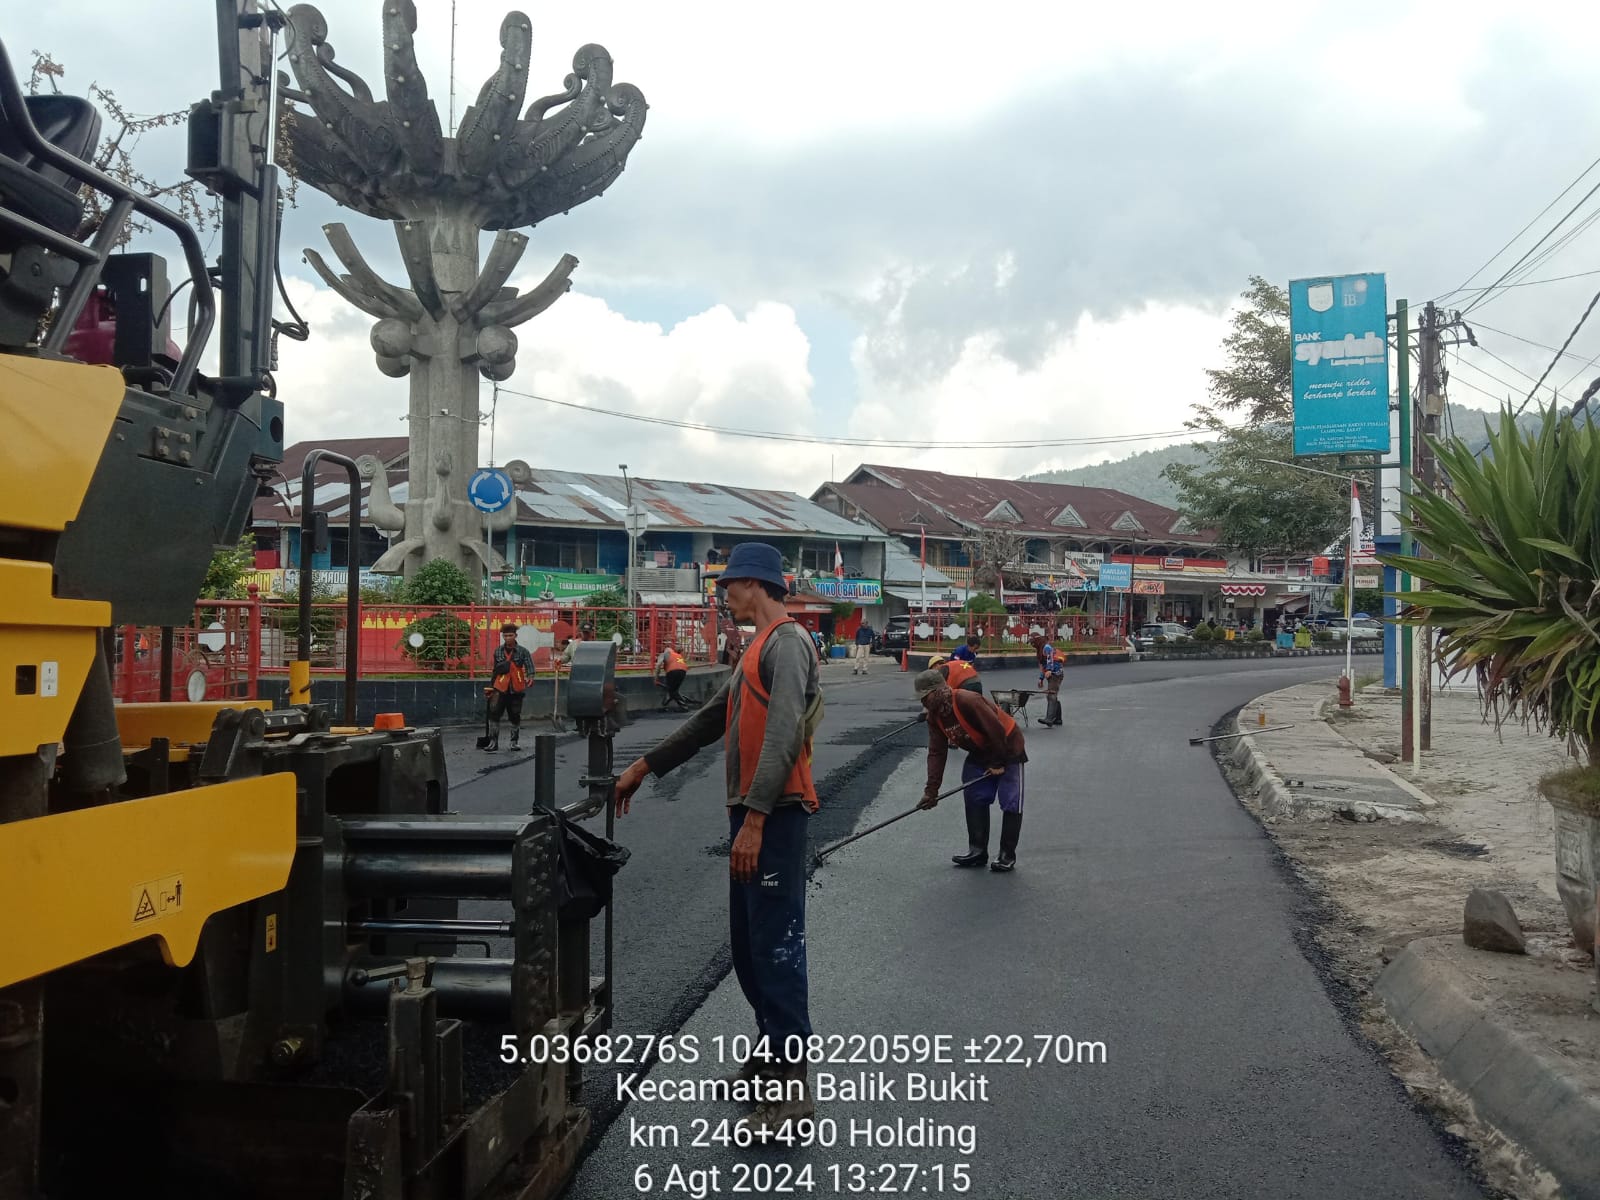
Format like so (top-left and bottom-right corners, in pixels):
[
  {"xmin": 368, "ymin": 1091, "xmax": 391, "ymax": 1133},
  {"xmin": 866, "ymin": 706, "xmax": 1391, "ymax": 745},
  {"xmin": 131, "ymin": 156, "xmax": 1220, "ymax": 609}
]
[
  {"xmin": 254, "ymin": 602, "xmax": 719, "ymax": 681},
  {"xmin": 907, "ymin": 611, "xmax": 1127, "ymax": 653},
  {"xmin": 110, "ymin": 598, "xmax": 260, "ymax": 703},
  {"xmin": 109, "ymin": 597, "xmax": 724, "ymax": 701}
]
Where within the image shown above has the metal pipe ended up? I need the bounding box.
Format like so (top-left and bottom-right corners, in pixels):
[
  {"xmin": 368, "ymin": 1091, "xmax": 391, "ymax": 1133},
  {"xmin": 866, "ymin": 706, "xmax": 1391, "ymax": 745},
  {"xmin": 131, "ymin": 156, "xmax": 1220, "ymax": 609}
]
[
  {"xmin": 344, "ymin": 959, "xmax": 513, "ymax": 1020},
  {"xmin": 344, "ymin": 851, "xmax": 513, "ymax": 900},
  {"xmin": 533, "ymin": 734, "xmax": 555, "ymax": 811},
  {"xmin": 159, "ymin": 627, "xmax": 174, "ymax": 702},
  {"xmin": 297, "ymin": 449, "xmax": 360, "ymax": 724},
  {"xmin": 350, "ymin": 918, "xmax": 513, "ymax": 938}
]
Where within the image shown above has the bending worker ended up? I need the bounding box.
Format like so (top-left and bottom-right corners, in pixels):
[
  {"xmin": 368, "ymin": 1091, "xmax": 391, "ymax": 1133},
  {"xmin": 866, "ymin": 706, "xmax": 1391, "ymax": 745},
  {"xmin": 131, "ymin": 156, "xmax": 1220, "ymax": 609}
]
[
  {"xmin": 914, "ymin": 669, "xmax": 1026, "ymax": 872},
  {"xmin": 655, "ymin": 642, "xmax": 691, "ymax": 711},
  {"xmin": 615, "ymin": 542, "xmax": 822, "ymax": 1133},
  {"xmin": 926, "ymin": 652, "xmax": 982, "ymax": 695}
]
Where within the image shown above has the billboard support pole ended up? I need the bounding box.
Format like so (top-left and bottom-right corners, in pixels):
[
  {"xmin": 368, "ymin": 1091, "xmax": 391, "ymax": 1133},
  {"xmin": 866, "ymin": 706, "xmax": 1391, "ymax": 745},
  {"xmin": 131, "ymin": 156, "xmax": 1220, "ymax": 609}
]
[{"xmin": 1397, "ymin": 301, "xmax": 1415, "ymax": 767}]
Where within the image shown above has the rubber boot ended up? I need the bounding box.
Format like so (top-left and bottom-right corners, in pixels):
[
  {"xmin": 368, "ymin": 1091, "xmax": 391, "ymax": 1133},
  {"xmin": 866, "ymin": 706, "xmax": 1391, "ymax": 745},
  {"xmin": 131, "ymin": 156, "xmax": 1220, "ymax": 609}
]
[
  {"xmin": 485, "ymin": 727, "xmax": 500, "ymax": 752},
  {"xmin": 738, "ymin": 1062, "xmax": 815, "ymax": 1134},
  {"xmin": 991, "ymin": 811, "xmax": 1022, "ymax": 872},
  {"xmin": 509, "ymin": 727, "xmax": 519, "ymax": 750},
  {"xmin": 951, "ymin": 803, "xmax": 989, "ymax": 868}
]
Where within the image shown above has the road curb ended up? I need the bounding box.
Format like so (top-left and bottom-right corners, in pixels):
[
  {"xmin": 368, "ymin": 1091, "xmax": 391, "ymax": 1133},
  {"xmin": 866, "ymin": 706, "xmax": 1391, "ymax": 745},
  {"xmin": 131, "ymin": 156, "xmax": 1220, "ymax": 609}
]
[
  {"xmin": 1226, "ymin": 714, "xmax": 1297, "ymax": 818},
  {"xmin": 1376, "ymin": 940, "xmax": 1600, "ymax": 1200}
]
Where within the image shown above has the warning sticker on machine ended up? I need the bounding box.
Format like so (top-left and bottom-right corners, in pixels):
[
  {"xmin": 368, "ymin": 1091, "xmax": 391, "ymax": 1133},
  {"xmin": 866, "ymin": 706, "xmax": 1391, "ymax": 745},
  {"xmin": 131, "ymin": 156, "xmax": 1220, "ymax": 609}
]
[{"xmin": 132, "ymin": 874, "xmax": 184, "ymax": 924}]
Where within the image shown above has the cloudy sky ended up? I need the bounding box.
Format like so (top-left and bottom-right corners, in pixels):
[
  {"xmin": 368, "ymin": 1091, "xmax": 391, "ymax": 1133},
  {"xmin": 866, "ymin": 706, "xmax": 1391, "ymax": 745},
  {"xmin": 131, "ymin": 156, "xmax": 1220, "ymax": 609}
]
[{"xmin": 24, "ymin": 1, "xmax": 1600, "ymax": 494}]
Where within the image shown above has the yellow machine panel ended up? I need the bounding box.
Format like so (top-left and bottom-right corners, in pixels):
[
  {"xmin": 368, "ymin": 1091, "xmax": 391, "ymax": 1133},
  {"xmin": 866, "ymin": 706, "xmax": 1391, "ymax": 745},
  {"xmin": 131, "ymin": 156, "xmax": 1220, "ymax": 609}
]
[
  {"xmin": 115, "ymin": 699, "xmax": 274, "ymax": 750},
  {"xmin": 0, "ymin": 773, "xmax": 297, "ymax": 987},
  {"xmin": 0, "ymin": 357, "xmax": 125, "ymax": 531},
  {"xmin": 0, "ymin": 558, "xmax": 109, "ymax": 756}
]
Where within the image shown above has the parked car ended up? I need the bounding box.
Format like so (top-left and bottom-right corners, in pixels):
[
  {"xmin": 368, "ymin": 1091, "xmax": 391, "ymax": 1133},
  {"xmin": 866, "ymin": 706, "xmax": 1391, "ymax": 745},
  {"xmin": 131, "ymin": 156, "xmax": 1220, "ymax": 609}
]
[
  {"xmin": 1323, "ymin": 617, "xmax": 1382, "ymax": 641},
  {"xmin": 1134, "ymin": 622, "xmax": 1191, "ymax": 651},
  {"xmin": 880, "ymin": 615, "xmax": 912, "ymax": 654}
]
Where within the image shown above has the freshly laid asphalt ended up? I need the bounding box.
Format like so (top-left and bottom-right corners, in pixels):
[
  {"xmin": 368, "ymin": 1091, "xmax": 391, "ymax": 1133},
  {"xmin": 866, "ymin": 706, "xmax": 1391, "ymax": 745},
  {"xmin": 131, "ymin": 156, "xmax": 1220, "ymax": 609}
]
[{"xmin": 452, "ymin": 656, "xmax": 1494, "ymax": 1198}]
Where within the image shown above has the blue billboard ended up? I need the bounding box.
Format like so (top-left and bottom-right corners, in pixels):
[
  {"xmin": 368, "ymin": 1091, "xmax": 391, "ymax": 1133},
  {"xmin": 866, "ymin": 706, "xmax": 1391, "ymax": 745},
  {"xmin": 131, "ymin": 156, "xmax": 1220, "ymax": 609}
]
[
  {"xmin": 1290, "ymin": 273, "xmax": 1389, "ymax": 455},
  {"xmin": 1098, "ymin": 562, "xmax": 1133, "ymax": 591}
]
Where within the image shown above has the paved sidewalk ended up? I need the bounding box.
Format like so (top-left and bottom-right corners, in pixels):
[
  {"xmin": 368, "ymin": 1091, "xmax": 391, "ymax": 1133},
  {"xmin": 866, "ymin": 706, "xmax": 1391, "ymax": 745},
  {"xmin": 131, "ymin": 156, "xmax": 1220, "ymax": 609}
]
[{"xmin": 1226, "ymin": 678, "xmax": 1600, "ymax": 1200}]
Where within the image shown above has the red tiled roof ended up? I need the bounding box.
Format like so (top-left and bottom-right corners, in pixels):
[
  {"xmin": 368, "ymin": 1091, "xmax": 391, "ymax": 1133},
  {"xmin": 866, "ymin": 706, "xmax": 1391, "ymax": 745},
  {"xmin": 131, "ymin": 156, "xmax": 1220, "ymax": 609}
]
[{"xmin": 831, "ymin": 465, "xmax": 1215, "ymax": 543}]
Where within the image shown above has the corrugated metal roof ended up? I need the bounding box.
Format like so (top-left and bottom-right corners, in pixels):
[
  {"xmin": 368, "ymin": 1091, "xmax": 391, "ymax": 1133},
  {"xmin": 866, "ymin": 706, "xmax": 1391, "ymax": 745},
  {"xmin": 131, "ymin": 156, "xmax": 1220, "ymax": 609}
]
[{"xmin": 252, "ymin": 449, "xmax": 886, "ymax": 542}]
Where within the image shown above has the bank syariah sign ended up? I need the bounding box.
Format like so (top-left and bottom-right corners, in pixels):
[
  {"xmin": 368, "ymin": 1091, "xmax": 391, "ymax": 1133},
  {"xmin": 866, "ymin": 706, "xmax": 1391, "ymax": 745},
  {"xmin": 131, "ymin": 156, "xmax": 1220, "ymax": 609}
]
[{"xmin": 1290, "ymin": 273, "xmax": 1390, "ymax": 456}]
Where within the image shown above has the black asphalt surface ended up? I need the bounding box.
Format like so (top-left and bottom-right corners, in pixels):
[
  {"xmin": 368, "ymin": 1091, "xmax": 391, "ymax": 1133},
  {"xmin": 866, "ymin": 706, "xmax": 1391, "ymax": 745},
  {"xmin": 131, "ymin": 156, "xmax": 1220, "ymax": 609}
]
[{"xmin": 454, "ymin": 656, "xmax": 1492, "ymax": 1199}]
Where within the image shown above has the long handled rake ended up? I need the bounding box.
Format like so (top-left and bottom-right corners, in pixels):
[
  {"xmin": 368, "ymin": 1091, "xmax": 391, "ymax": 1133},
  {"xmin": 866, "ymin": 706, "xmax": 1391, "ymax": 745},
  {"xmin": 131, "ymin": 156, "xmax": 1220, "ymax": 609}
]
[{"xmin": 811, "ymin": 774, "xmax": 988, "ymax": 868}]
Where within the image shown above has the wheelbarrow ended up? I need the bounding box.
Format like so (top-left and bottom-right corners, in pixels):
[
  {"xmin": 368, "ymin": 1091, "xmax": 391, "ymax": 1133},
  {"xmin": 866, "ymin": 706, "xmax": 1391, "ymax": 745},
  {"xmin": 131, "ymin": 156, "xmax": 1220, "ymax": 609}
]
[{"xmin": 989, "ymin": 689, "xmax": 1034, "ymax": 727}]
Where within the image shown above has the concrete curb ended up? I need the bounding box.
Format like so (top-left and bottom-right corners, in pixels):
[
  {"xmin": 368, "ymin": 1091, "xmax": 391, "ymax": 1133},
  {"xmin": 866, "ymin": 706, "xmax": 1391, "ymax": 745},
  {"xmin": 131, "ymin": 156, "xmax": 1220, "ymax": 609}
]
[
  {"xmin": 1227, "ymin": 690, "xmax": 1433, "ymax": 822},
  {"xmin": 1376, "ymin": 940, "xmax": 1600, "ymax": 1200},
  {"xmin": 1226, "ymin": 715, "xmax": 1298, "ymax": 819},
  {"xmin": 1318, "ymin": 699, "xmax": 1439, "ymax": 811}
]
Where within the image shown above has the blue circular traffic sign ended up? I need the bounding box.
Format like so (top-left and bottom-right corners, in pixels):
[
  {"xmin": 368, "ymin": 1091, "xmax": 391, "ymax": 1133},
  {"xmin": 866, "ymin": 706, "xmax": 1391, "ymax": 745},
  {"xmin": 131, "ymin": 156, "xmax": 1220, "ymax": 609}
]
[{"xmin": 468, "ymin": 468, "xmax": 514, "ymax": 514}]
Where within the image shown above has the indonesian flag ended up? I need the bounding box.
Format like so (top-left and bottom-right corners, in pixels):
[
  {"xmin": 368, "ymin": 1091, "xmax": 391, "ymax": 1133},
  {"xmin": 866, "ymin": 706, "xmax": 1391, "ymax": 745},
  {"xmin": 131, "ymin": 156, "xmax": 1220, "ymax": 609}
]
[
  {"xmin": 834, "ymin": 542, "xmax": 844, "ymax": 579},
  {"xmin": 1350, "ymin": 480, "xmax": 1363, "ymax": 553},
  {"xmin": 919, "ymin": 527, "xmax": 926, "ymax": 570}
]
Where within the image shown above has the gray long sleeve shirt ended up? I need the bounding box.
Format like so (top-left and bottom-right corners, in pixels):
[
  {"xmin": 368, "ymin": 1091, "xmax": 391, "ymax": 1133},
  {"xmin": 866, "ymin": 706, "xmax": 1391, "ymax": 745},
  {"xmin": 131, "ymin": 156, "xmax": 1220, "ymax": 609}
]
[{"xmin": 642, "ymin": 620, "xmax": 819, "ymax": 813}]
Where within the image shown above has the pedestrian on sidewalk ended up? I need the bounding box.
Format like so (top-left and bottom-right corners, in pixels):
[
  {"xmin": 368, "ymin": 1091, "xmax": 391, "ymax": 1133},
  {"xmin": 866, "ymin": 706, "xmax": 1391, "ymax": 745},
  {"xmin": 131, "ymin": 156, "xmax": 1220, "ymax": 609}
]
[
  {"xmin": 655, "ymin": 642, "xmax": 692, "ymax": 711},
  {"xmin": 914, "ymin": 669, "xmax": 1027, "ymax": 872},
  {"xmin": 852, "ymin": 621, "xmax": 874, "ymax": 674},
  {"xmin": 1038, "ymin": 643, "xmax": 1064, "ymax": 727},
  {"xmin": 484, "ymin": 622, "xmax": 533, "ymax": 750},
  {"xmin": 614, "ymin": 542, "xmax": 823, "ymax": 1133}
]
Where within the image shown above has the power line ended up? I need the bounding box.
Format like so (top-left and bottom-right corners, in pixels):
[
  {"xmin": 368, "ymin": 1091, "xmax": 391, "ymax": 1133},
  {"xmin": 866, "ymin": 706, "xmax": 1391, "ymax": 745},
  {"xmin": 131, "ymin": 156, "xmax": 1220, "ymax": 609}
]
[
  {"xmin": 1448, "ymin": 267, "xmax": 1600, "ymax": 301},
  {"xmin": 1511, "ymin": 286, "xmax": 1600, "ymax": 418},
  {"xmin": 494, "ymin": 386, "xmax": 1224, "ymax": 450},
  {"xmin": 1461, "ymin": 181, "xmax": 1600, "ymax": 315},
  {"xmin": 1435, "ymin": 152, "xmax": 1600, "ymax": 306},
  {"xmin": 1449, "ymin": 353, "xmax": 1537, "ymax": 394}
]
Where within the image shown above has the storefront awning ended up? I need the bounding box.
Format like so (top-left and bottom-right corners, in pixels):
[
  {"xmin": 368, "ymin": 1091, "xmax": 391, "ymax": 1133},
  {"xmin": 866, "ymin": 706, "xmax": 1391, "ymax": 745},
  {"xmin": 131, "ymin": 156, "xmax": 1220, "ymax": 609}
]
[
  {"xmin": 1220, "ymin": 583, "xmax": 1268, "ymax": 597},
  {"xmin": 884, "ymin": 587, "xmax": 962, "ymax": 608}
]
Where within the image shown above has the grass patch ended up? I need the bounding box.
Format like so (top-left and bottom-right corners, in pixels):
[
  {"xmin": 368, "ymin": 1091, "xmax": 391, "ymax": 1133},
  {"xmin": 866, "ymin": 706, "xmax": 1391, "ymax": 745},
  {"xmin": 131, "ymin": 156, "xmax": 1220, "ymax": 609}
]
[
  {"xmin": 1540, "ymin": 765, "xmax": 1600, "ymax": 816},
  {"xmin": 1356, "ymin": 670, "xmax": 1382, "ymax": 690}
]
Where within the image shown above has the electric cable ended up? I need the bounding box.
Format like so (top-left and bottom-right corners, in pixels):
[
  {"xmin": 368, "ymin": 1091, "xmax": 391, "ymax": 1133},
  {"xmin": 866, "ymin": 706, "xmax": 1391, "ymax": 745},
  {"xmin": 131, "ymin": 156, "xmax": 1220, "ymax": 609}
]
[
  {"xmin": 493, "ymin": 386, "xmax": 1230, "ymax": 450},
  {"xmin": 1434, "ymin": 152, "xmax": 1600, "ymax": 306}
]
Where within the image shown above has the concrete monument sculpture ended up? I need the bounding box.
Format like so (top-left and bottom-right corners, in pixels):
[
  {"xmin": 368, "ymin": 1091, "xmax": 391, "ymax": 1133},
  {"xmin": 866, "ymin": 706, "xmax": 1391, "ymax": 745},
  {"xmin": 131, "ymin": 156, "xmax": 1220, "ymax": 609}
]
[{"xmin": 279, "ymin": 2, "xmax": 646, "ymax": 584}]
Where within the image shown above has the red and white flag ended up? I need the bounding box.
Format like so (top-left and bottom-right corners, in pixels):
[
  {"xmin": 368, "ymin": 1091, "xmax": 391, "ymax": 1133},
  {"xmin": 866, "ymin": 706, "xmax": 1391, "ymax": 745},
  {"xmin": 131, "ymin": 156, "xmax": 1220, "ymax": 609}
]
[
  {"xmin": 834, "ymin": 542, "xmax": 844, "ymax": 579},
  {"xmin": 1350, "ymin": 480, "xmax": 1363, "ymax": 552}
]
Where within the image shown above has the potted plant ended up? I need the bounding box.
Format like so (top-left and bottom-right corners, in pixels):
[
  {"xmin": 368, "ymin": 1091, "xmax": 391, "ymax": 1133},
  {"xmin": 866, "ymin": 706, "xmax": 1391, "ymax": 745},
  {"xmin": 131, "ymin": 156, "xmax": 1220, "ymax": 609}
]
[{"xmin": 1383, "ymin": 404, "xmax": 1600, "ymax": 955}]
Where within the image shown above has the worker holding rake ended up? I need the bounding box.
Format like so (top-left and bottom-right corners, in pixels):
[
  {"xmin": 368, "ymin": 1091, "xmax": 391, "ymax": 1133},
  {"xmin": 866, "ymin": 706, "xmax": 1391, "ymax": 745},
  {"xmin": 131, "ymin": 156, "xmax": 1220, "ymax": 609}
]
[{"xmin": 915, "ymin": 669, "xmax": 1028, "ymax": 872}]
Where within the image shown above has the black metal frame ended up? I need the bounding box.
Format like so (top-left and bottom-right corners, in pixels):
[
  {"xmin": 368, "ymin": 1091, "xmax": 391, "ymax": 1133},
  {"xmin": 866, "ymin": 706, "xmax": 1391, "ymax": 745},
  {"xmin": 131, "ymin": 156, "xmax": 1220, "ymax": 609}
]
[
  {"xmin": 0, "ymin": 38, "xmax": 216, "ymax": 394},
  {"xmin": 298, "ymin": 449, "xmax": 361, "ymax": 725}
]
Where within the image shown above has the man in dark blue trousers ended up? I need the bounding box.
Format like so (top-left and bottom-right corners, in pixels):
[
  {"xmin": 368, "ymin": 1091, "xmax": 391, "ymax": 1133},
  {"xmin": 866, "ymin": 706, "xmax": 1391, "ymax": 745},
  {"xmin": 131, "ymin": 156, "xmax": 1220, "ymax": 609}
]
[{"xmin": 616, "ymin": 542, "xmax": 822, "ymax": 1133}]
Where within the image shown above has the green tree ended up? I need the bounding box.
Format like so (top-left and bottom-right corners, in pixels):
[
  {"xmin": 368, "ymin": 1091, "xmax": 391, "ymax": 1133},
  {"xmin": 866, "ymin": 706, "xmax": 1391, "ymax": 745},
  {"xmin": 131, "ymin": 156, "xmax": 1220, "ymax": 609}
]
[
  {"xmin": 1164, "ymin": 276, "xmax": 1377, "ymax": 560},
  {"xmin": 579, "ymin": 586, "xmax": 636, "ymax": 644},
  {"xmin": 199, "ymin": 533, "xmax": 255, "ymax": 600},
  {"xmin": 401, "ymin": 558, "xmax": 474, "ymax": 606},
  {"xmin": 396, "ymin": 559, "xmax": 475, "ymax": 669},
  {"xmin": 963, "ymin": 593, "xmax": 1008, "ymax": 615}
]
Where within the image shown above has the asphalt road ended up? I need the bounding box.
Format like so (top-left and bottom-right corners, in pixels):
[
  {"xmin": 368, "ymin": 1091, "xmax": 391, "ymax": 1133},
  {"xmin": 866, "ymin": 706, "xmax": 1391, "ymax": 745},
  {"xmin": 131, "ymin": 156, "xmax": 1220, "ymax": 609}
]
[{"xmin": 455, "ymin": 655, "xmax": 1492, "ymax": 1199}]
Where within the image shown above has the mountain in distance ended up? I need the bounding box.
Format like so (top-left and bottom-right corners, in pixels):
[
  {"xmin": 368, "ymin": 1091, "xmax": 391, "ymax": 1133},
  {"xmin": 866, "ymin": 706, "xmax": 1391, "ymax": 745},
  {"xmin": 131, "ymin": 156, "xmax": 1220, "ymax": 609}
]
[
  {"xmin": 1022, "ymin": 441, "xmax": 1206, "ymax": 508},
  {"xmin": 1021, "ymin": 401, "xmax": 1573, "ymax": 508}
]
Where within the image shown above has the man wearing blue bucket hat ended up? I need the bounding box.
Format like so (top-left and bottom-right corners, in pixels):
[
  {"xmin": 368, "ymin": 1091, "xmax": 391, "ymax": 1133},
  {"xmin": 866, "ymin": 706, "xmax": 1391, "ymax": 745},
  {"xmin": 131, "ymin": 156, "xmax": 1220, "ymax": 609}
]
[{"xmin": 615, "ymin": 542, "xmax": 823, "ymax": 1133}]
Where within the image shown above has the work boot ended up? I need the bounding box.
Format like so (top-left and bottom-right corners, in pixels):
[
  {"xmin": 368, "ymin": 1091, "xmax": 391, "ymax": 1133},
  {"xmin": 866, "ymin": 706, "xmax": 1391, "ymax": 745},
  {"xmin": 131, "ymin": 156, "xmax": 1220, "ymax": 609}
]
[
  {"xmin": 738, "ymin": 1062, "xmax": 814, "ymax": 1135},
  {"xmin": 721, "ymin": 1051, "xmax": 779, "ymax": 1087},
  {"xmin": 991, "ymin": 811, "xmax": 1023, "ymax": 872},
  {"xmin": 484, "ymin": 730, "xmax": 499, "ymax": 752},
  {"xmin": 952, "ymin": 803, "xmax": 989, "ymax": 868},
  {"xmin": 509, "ymin": 728, "xmax": 519, "ymax": 750}
]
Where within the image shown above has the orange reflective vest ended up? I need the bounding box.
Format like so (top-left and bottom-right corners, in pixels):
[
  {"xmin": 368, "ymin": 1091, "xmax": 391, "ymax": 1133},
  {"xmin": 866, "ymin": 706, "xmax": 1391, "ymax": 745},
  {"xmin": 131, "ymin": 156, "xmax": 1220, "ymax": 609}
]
[
  {"xmin": 664, "ymin": 648, "xmax": 688, "ymax": 674},
  {"xmin": 938, "ymin": 690, "xmax": 1017, "ymax": 753},
  {"xmin": 730, "ymin": 619, "xmax": 819, "ymax": 812},
  {"xmin": 941, "ymin": 659, "xmax": 980, "ymax": 691}
]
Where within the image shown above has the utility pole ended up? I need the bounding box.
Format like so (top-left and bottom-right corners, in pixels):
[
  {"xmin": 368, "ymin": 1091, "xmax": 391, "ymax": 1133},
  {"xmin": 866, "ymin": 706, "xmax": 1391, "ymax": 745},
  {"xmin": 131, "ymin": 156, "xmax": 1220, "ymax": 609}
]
[{"xmin": 1413, "ymin": 301, "xmax": 1477, "ymax": 751}]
